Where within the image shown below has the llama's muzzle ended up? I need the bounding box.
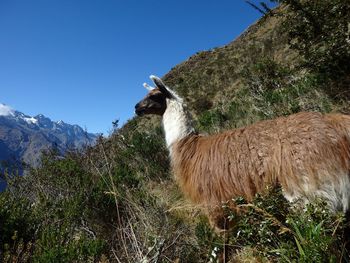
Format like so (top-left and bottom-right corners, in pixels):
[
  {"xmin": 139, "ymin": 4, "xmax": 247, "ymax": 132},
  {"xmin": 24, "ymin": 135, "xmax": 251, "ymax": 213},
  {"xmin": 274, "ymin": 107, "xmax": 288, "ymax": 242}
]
[{"xmin": 134, "ymin": 103, "xmax": 145, "ymax": 116}]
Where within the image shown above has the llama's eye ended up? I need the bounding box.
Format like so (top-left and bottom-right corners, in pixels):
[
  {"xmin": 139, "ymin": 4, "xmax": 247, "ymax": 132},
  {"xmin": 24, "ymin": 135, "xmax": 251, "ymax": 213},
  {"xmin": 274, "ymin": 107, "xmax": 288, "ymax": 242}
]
[{"xmin": 149, "ymin": 94, "xmax": 163, "ymax": 102}]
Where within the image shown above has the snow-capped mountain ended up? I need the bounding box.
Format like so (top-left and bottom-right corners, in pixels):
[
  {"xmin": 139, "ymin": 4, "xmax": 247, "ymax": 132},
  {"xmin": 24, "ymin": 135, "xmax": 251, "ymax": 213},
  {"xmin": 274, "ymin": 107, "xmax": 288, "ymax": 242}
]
[{"xmin": 0, "ymin": 103, "xmax": 98, "ymax": 167}]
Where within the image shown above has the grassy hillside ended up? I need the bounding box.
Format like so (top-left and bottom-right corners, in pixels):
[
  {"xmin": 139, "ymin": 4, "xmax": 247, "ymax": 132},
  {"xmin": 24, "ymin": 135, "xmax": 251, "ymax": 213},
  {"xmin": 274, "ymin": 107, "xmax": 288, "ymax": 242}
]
[{"xmin": 1, "ymin": 1, "xmax": 350, "ymax": 262}]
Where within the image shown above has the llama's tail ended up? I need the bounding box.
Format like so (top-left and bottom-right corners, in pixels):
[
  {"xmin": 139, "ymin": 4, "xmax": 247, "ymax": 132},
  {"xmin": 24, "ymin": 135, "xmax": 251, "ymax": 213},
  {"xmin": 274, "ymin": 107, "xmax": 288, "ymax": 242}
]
[{"xmin": 325, "ymin": 113, "xmax": 350, "ymax": 213}]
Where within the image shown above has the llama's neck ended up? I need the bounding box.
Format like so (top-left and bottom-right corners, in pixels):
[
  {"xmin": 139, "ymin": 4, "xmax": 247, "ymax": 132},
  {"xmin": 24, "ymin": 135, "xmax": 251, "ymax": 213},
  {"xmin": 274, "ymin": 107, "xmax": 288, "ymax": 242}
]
[{"xmin": 162, "ymin": 98, "xmax": 195, "ymax": 150}]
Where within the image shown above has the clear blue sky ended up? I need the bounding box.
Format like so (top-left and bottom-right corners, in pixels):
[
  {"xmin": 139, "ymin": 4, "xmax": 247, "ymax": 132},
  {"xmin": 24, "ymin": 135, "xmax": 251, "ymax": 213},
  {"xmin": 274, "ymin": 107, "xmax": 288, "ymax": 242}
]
[{"xmin": 0, "ymin": 0, "xmax": 275, "ymax": 134}]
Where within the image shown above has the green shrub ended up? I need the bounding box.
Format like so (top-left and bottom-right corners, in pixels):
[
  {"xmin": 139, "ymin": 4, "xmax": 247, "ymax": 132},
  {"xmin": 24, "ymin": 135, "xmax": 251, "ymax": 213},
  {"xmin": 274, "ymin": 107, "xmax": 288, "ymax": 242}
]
[
  {"xmin": 240, "ymin": 57, "xmax": 334, "ymax": 120},
  {"xmin": 241, "ymin": 57, "xmax": 291, "ymax": 94},
  {"xmin": 0, "ymin": 193, "xmax": 36, "ymax": 262},
  {"xmin": 33, "ymin": 225, "xmax": 105, "ymax": 263},
  {"xmin": 224, "ymin": 187, "xmax": 348, "ymax": 262},
  {"xmin": 195, "ymin": 216, "xmax": 223, "ymax": 262},
  {"xmin": 280, "ymin": 0, "xmax": 350, "ymax": 77},
  {"xmin": 197, "ymin": 110, "xmax": 228, "ymax": 133}
]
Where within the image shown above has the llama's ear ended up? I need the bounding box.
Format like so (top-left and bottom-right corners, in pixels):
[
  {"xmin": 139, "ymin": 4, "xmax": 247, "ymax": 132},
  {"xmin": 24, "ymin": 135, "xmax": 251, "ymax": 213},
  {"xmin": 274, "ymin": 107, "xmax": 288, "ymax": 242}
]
[
  {"xmin": 143, "ymin": 83, "xmax": 155, "ymax": 91},
  {"xmin": 150, "ymin": 75, "xmax": 172, "ymax": 98}
]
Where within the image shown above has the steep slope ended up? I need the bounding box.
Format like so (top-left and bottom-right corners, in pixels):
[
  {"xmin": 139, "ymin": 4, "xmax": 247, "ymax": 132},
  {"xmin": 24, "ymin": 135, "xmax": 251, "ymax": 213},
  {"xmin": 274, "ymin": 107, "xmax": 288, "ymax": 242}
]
[
  {"xmin": 134, "ymin": 5, "xmax": 298, "ymax": 132},
  {"xmin": 163, "ymin": 7, "xmax": 293, "ymax": 110}
]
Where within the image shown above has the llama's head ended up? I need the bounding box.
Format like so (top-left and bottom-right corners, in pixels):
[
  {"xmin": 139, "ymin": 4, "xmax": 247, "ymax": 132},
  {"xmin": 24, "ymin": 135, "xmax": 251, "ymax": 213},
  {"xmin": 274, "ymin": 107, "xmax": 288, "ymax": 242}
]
[{"xmin": 135, "ymin": 75, "xmax": 175, "ymax": 116}]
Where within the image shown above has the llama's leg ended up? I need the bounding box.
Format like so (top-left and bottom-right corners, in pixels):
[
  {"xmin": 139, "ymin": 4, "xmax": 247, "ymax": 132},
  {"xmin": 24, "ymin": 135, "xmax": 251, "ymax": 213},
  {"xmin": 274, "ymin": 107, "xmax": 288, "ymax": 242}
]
[
  {"xmin": 207, "ymin": 206, "xmax": 237, "ymax": 263},
  {"xmin": 208, "ymin": 205, "xmax": 236, "ymax": 232}
]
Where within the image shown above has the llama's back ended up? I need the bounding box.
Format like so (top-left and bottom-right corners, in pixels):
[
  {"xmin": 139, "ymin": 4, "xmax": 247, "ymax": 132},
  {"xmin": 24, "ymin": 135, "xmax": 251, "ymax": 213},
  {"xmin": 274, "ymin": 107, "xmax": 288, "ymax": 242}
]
[
  {"xmin": 172, "ymin": 112, "xmax": 350, "ymax": 212},
  {"xmin": 276, "ymin": 112, "xmax": 350, "ymax": 211}
]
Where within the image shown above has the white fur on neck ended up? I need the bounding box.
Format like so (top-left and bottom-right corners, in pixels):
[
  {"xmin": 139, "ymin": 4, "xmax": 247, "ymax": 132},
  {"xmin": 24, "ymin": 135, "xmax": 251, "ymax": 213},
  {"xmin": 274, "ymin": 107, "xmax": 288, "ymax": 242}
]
[{"xmin": 162, "ymin": 97, "xmax": 195, "ymax": 150}]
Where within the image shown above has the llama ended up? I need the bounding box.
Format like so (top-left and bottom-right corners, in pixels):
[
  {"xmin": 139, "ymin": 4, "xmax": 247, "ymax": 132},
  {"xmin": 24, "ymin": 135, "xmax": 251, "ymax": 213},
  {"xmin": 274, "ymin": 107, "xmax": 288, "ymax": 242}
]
[{"xmin": 135, "ymin": 75, "xmax": 350, "ymax": 229}]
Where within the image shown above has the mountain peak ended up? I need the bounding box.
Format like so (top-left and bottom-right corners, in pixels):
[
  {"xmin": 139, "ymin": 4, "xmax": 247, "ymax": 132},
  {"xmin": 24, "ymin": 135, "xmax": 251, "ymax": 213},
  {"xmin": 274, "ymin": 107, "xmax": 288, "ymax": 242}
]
[
  {"xmin": 0, "ymin": 103, "xmax": 97, "ymax": 166},
  {"xmin": 0, "ymin": 103, "xmax": 15, "ymax": 117},
  {"xmin": 23, "ymin": 116, "xmax": 38, "ymax": 125}
]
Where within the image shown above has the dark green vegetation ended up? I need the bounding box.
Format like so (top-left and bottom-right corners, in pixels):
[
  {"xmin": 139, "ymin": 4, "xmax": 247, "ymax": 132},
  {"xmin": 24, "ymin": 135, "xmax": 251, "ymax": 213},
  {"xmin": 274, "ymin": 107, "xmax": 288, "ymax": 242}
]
[{"xmin": 1, "ymin": 1, "xmax": 350, "ymax": 262}]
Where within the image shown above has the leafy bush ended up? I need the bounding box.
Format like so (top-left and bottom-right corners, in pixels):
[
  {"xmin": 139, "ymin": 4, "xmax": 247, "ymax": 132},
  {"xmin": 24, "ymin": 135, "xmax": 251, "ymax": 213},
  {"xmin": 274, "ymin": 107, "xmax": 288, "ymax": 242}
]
[
  {"xmin": 225, "ymin": 188, "xmax": 348, "ymax": 262},
  {"xmin": 33, "ymin": 226, "xmax": 105, "ymax": 263},
  {"xmin": 0, "ymin": 193, "xmax": 36, "ymax": 262},
  {"xmin": 193, "ymin": 188, "xmax": 348, "ymax": 262},
  {"xmin": 241, "ymin": 57, "xmax": 291, "ymax": 93},
  {"xmin": 281, "ymin": 0, "xmax": 350, "ymax": 77},
  {"xmin": 240, "ymin": 57, "xmax": 334, "ymax": 118},
  {"xmin": 197, "ymin": 109, "xmax": 228, "ymax": 133}
]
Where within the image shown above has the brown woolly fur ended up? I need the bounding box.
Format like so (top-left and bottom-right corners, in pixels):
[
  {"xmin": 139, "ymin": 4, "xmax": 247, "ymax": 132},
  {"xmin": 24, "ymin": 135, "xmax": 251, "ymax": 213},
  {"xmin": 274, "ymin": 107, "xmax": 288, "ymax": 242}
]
[
  {"xmin": 171, "ymin": 112, "xmax": 350, "ymax": 227},
  {"xmin": 136, "ymin": 76, "xmax": 350, "ymax": 230}
]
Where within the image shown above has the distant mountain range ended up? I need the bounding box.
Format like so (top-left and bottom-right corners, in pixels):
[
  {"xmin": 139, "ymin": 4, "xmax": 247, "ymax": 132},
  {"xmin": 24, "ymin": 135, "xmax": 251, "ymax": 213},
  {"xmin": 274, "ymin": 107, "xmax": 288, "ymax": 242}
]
[{"xmin": 0, "ymin": 103, "xmax": 98, "ymax": 168}]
